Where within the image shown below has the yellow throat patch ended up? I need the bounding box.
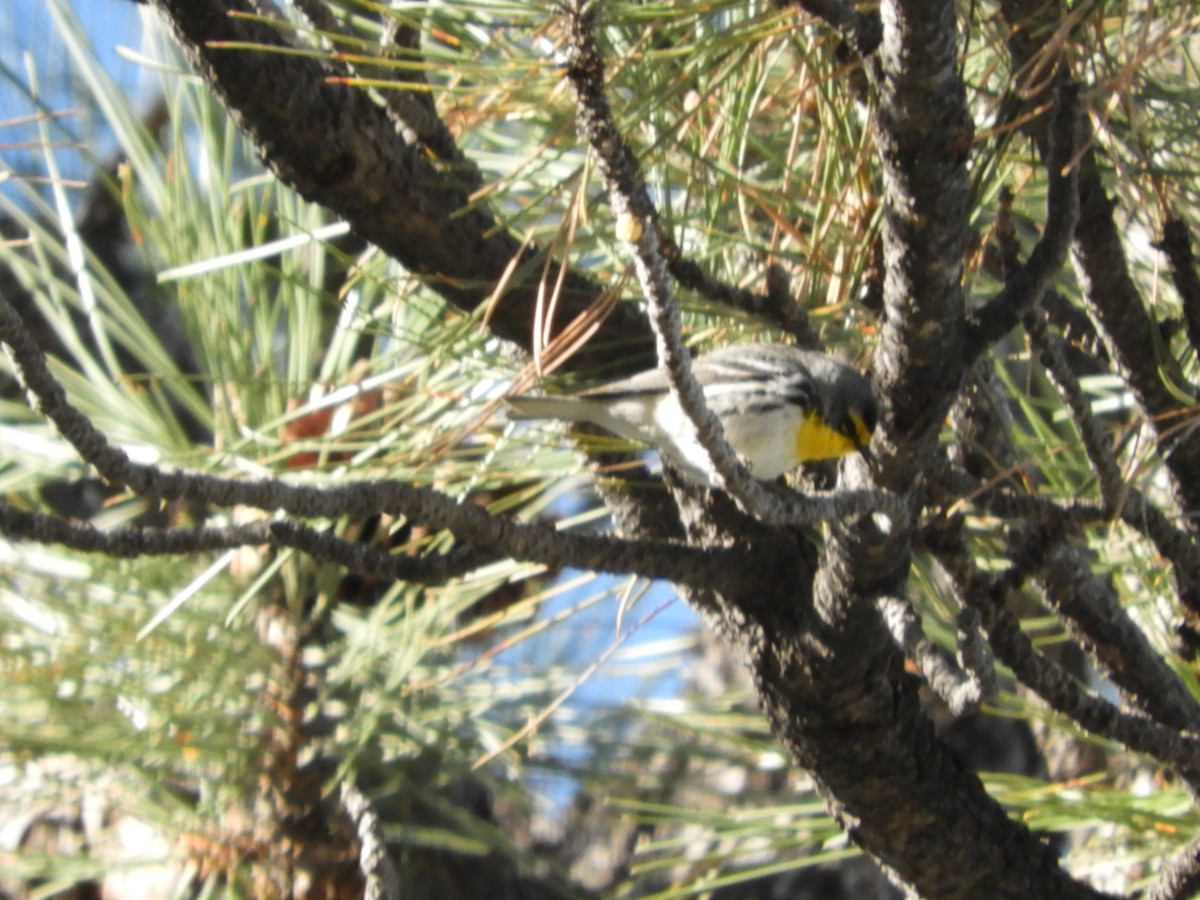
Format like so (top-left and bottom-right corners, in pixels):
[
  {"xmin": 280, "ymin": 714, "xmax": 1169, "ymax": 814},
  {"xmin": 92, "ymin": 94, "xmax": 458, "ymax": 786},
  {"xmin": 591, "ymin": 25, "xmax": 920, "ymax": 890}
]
[{"xmin": 795, "ymin": 411, "xmax": 860, "ymax": 462}]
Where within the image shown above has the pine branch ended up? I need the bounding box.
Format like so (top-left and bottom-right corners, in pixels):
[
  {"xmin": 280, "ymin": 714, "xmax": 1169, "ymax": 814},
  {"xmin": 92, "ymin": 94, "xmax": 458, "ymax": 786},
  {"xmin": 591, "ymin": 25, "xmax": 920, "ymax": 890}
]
[
  {"xmin": 930, "ymin": 526, "xmax": 1200, "ymax": 784},
  {"xmin": 0, "ymin": 285, "xmax": 835, "ymax": 596},
  {"xmin": 559, "ymin": 0, "xmax": 900, "ymax": 527},
  {"xmin": 930, "ymin": 466, "xmax": 1200, "ymax": 735},
  {"xmin": 867, "ymin": 0, "xmax": 972, "ymax": 466},
  {"xmin": 145, "ymin": 0, "xmax": 655, "ymax": 378},
  {"xmin": 997, "ymin": 0, "xmax": 1200, "ymax": 516}
]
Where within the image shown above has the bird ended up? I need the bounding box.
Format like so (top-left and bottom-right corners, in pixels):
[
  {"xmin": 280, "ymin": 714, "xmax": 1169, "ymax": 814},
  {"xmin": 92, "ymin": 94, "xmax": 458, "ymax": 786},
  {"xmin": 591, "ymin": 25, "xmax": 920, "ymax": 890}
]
[{"xmin": 508, "ymin": 343, "xmax": 877, "ymax": 487}]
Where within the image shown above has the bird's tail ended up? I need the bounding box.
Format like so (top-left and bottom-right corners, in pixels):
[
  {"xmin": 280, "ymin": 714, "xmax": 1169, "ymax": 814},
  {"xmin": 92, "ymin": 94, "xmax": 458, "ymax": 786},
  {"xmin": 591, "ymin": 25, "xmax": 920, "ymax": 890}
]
[{"xmin": 506, "ymin": 394, "xmax": 591, "ymax": 422}]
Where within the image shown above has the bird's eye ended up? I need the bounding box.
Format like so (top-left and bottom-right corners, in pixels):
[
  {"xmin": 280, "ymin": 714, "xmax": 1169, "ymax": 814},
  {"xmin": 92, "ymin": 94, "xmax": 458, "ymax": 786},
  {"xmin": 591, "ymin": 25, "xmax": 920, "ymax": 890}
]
[{"xmin": 860, "ymin": 405, "xmax": 878, "ymax": 435}]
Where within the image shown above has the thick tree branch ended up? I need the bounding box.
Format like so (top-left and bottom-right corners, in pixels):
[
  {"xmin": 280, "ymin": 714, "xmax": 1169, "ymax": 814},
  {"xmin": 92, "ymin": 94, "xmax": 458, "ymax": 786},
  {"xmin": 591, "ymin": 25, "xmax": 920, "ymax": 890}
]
[
  {"xmin": 868, "ymin": 0, "xmax": 971, "ymax": 467},
  {"xmin": 147, "ymin": 0, "xmax": 655, "ymax": 378},
  {"xmin": 723, "ymin": 0, "xmax": 1112, "ymax": 892}
]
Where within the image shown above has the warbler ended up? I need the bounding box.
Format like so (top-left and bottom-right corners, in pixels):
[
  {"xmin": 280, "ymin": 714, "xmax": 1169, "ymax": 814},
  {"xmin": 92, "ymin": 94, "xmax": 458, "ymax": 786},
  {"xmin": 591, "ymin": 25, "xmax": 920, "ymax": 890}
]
[{"xmin": 508, "ymin": 343, "xmax": 877, "ymax": 486}]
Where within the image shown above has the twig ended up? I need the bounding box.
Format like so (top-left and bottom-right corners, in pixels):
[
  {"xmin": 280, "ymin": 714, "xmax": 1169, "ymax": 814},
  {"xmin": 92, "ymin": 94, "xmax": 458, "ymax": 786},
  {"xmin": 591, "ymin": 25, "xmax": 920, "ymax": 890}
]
[
  {"xmin": 777, "ymin": 0, "xmax": 882, "ymax": 59},
  {"xmin": 0, "ymin": 482, "xmax": 489, "ymax": 588},
  {"xmin": 659, "ymin": 243, "xmax": 818, "ymax": 345},
  {"xmin": 1025, "ymin": 313, "xmax": 1126, "ymax": 508},
  {"xmin": 1155, "ymin": 217, "xmax": 1200, "ymax": 364},
  {"xmin": 931, "ymin": 530, "xmax": 1200, "ymax": 781},
  {"xmin": 269, "ymin": 520, "xmax": 492, "ymax": 585},
  {"xmin": 360, "ymin": 12, "xmax": 480, "ymax": 187},
  {"xmin": 985, "ymin": 601, "xmax": 1200, "ymax": 776},
  {"xmin": 765, "ymin": 264, "xmax": 822, "ymax": 347},
  {"xmin": 1012, "ymin": 525, "xmax": 1200, "ymax": 733},
  {"xmin": 0, "ymin": 498, "xmax": 271, "ymax": 556},
  {"xmin": 877, "ymin": 594, "xmax": 991, "ymax": 714},
  {"xmin": 555, "ymin": 3, "xmax": 817, "ymax": 342},
  {"xmin": 931, "ymin": 462, "xmax": 1107, "ymax": 528},
  {"xmin": 956, "ymin": 607, "xmax": 998, "ymax": 705},
  {"xmin": 560, "ymin": 1, "xmax": 764, "ymax": 503},
  {"xmin": 964, "ymin": 79, "xmax": 1080, "ymax": 363},
  {"xmin": 339, "ymin": 781, "xmax": 401, "ymax": 900}
]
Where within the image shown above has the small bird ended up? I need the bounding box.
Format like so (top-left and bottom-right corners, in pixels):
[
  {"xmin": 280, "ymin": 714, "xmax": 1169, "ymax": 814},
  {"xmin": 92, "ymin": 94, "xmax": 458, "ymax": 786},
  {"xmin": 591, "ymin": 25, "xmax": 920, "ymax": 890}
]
[{"xmin": 508, "ymin": 343, "xmax": 877, "ymax": 486}]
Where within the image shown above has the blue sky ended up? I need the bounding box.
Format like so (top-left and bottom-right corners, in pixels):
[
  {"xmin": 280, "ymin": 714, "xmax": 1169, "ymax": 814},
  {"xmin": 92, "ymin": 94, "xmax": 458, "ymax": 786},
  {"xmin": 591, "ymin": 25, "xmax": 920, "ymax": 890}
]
[
  {"xmin": 1, "ymin": 0, "xmax": 150, "ymax": 196},
  {"xmin": 1, "ymin": 0, "xmax": 146, "ymax": 109}
]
